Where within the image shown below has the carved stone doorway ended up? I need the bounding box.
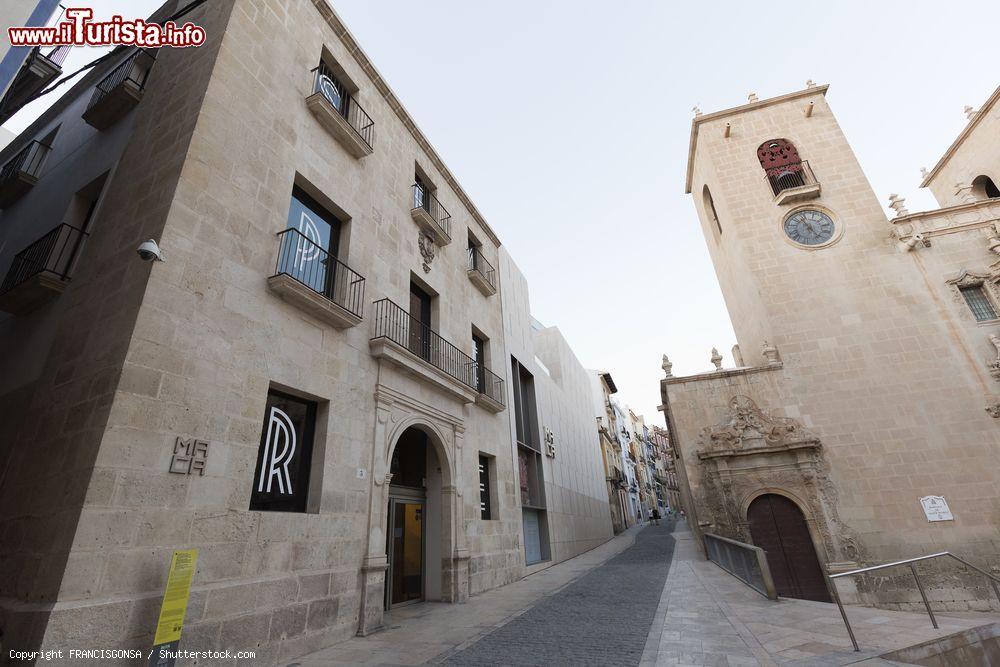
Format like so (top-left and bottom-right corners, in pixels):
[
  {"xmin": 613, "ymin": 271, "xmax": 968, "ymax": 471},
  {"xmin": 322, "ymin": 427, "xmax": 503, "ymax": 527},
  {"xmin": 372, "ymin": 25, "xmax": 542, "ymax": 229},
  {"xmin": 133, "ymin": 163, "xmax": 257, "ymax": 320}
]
[{"xmin": 747, "ymin": 494, "xmax": 831, "ymax": 602}]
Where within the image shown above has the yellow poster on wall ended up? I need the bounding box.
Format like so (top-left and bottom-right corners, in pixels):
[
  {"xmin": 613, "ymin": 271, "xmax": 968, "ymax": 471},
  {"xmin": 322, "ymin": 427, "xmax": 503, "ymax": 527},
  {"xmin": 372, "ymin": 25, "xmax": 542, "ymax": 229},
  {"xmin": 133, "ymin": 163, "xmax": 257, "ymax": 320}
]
[{"xmin": 152, "ymin": 549, "xmax": 198, "ymax": 646}]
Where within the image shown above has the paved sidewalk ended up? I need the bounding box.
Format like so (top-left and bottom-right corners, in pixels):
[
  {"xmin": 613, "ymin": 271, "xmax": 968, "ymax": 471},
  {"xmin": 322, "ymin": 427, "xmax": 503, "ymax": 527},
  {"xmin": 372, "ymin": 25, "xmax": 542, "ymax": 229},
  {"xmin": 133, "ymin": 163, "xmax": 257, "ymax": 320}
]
[
  {"xmin": 641, "ymin": 523, "xmax": 1000, "ymax": 666},
  {"xmin": 295, "ymin": 524, "xmax": 651, "ymax": 666}
]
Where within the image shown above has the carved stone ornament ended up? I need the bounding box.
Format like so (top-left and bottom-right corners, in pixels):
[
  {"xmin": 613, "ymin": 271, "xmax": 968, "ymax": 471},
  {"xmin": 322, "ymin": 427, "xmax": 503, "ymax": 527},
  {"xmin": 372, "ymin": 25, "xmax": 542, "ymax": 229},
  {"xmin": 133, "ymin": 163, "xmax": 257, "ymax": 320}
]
[
  {"xmin": 693, "ymin": 395, "xmax": 864, "ymax": 565},
  {"xmin": 990, "ymin": 333, "xmax": 1000, "ymax": 380},
  {"xmin": 697, "ymin": 395, "xmax": 818, "ymax": 457},
  {"xmin": 710, "ymin": 348, "xmax": 723, "ymax": 370},
  {"xmin": 986, "ymin": 404, "xmax": 1000, "ymax": 418},
  {"xmin": 888, "ymin": 193, "xmax": 909, "ymax": 217},
  {"xmin": 418, "ymin": 232, "xmax": 435, "ymax": 273},
  {"xmin": 761, "ymin": 340, "xmax": 781, "ymax": 366},
  {"xmin": 661, "ymin": 354, "xmax": 673, "ymax": 378}
]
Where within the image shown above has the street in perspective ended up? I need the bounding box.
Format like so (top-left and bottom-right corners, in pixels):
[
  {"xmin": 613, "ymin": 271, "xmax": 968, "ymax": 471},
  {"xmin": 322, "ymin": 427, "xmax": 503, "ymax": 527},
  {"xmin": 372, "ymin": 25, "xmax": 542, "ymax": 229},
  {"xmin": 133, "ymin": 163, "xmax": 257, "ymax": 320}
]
[{"xmin": 0, "ymin": 1, "xmax": 998, "ymax": 666}]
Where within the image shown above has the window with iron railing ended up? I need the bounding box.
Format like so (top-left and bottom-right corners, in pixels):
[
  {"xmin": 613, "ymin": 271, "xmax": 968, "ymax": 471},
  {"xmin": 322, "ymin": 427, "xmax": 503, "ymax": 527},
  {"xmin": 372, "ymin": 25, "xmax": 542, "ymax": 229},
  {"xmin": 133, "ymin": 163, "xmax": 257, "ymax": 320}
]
[
  {"xmin": 411, "ymin": 182, "xmax": 451, "ymax": 236},
  {"xmin": 87, "ymin": 49, "xmax": 154, "ymax": 111},
  {"xmin": 0, "ymin": 139, "xmax": 51, "ymax": 184},
  {"xmin": 311, "ymin": 61, "xmax": 374, "ymax": 151},
  {"xmin": 271, "ymin": 228, "xmax": 365, "ymax": 318},
  {"xmin": 0, "ymin": 223, "xmax": 88, "ymax": 295},
  {"xmin": 757, "ymin": 138, "xmax": 819, "ymax": 196},
  {"xmin": 467, "ymin": 244, "xmax": 496, "ymax": 291}
]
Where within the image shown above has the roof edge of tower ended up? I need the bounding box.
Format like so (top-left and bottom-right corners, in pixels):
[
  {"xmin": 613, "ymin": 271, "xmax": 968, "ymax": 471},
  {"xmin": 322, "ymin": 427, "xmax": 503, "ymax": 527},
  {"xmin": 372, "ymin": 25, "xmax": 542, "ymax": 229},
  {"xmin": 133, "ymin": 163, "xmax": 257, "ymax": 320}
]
[{"xmin": 684, "ymin": 84, "xmax": 830, "ymax": 194}]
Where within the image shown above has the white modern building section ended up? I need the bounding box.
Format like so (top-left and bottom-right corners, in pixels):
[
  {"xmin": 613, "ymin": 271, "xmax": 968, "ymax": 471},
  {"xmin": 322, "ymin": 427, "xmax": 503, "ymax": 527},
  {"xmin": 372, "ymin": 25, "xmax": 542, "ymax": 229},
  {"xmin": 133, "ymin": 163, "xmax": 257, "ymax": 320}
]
[{"xmin": 500, "ymin": 248, "xmax": 613, "ymax": 569}]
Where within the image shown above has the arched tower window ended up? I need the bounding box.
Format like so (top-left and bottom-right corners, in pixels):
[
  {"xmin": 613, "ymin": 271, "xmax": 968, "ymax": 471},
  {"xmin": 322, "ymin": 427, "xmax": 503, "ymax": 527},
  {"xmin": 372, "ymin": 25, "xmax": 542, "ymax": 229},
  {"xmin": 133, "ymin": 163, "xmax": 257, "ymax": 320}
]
[
  {"xmin": 971, "ymin": 175, "xmax": 1000, "ymax": 200},
  {"xmin": 703, "ymin": 184, "xmax": 722, "ymax": 236},
  {"xmin": 758, "ymin": 139, "xmax": 808, "ymax": 195}
]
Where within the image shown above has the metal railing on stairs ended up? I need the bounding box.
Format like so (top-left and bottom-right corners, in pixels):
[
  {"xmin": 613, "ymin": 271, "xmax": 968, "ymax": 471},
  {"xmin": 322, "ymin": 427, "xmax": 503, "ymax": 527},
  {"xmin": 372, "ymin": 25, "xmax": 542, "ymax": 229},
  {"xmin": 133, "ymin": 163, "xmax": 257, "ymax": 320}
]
[
  {"xmin": 828, "ymin": 552, "xmax": 1000, "ymax": 652},
  {"xmin": 704, "ymin": 533, "xmax": 777, "ymax": 600}
]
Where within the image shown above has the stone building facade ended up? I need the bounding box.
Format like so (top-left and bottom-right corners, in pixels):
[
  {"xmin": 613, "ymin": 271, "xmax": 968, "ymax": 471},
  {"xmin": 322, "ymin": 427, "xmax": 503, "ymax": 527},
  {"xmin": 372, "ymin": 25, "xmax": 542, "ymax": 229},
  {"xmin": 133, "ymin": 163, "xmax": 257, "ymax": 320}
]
[
  {"xmin": 661, "ymin": 83, "xmax": 1000, "ymax": 611},
  {"xmin": 0, "ymin": 0, "xmax": 616, "ymax": 661},
  {"xmin": 589, "ymin": 370, "xmax": 630, "ymax": 534}
]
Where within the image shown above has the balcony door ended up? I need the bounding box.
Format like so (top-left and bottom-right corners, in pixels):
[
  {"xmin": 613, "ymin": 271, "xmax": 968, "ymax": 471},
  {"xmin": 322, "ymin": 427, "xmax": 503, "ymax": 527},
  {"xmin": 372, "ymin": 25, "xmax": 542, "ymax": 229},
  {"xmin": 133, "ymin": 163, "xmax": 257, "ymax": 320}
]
[
  {"xmin": 287, "ymin": 186, "xmax": 341, "ymax": 298},
  {"xmin": 409, "ymin": 282, "xmax": 432, "ymax": 362}
]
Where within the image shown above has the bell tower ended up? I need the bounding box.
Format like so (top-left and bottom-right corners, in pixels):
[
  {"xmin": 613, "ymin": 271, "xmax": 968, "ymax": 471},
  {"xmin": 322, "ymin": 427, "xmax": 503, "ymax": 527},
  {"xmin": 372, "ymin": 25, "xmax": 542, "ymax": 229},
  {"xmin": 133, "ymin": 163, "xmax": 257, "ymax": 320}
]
[{"xmin": 685, "ymin": 85, "xmax": 890, "ymax": 366}]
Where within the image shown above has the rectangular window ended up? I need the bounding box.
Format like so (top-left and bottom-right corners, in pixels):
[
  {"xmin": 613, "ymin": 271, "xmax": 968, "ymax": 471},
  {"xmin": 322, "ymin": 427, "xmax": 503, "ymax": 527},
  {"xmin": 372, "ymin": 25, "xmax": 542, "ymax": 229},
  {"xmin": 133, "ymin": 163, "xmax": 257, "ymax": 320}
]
[
  {"xmin": 409, "ymin": 281, "xmax": 433, "ymax": 361},
  {"xmin": 250, "ymin": 389, "xmax": 317, "ymax": 513},
  {"xmin": 479, "ymin": 455, "xmax": 493, "ymax": 520},
  {"xmin": 472, "ymin": 333, "xmax": 486, "ymax": 393},
  {"xmin": 510, "ymin": 357, "xmax": 538, "ymax": 450},
  {"xmin": 960, "ymin": 285, "xmax": 998, "ymax": 321},
  {"xmin": 315, "ymin": 60, "xmax": 351, "ymax": 116},
  {"xmin": 280, "ymin": 186, "xmax": 343, "ymax": 296}
]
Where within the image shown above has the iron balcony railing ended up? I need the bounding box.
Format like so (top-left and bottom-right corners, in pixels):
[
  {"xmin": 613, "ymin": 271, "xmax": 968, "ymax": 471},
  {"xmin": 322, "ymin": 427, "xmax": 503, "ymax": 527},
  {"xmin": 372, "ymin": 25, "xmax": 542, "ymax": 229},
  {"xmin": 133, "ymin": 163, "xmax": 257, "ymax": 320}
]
[
  {"xmin": 272, "ymin": 228, "xmax": 365, "ymax": 319},
  {"xmin": 88, "ymin": 50, "xmax": 153, "ymax": 110},
  {"xmin": 468, "ymin": 245, "xmax": 496, "ymax": 291},
  {"xmin": 828, "ymin": 551, "xmax": 1000, "ymax": 653},
  {"xmin": 475, "ymin": 362, "xmax": 505, "ymax": 406},
  {"xmin": 704, "ymin": 533, "xmax": 778, "ymax": 600},
  {"xmin": 412, "ymin": 183, "xmax": 451, "ymax": 237},
  {"xmin": 311, "ymin": 62, "xmax": 375, "ymax": 151},
  {"xmin": 36, "ymin": 45, "xmax": 71, "ymax": 68},
  {"xmin": 0, "ymin": 140, "xmax": 51, "ymax": 183},
  {"xmin": 764, "ymin": 159, "xmax": 818, "ymax": 197},
  {"xmin": 0, "ymin": 224, "xmax": 88, "ymax": 294},
  {"xmin": 373, "ymin": 298, "xmax": 507, "ymax": 399}
]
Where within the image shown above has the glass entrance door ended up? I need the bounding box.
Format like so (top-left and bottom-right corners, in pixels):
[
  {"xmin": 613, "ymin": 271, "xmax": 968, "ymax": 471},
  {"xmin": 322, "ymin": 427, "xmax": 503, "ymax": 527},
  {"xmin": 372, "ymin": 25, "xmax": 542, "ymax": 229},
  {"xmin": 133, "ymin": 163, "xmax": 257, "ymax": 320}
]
[{"xmin": 387, "ymin": 498, "xmax": 424, "ymax": 607}]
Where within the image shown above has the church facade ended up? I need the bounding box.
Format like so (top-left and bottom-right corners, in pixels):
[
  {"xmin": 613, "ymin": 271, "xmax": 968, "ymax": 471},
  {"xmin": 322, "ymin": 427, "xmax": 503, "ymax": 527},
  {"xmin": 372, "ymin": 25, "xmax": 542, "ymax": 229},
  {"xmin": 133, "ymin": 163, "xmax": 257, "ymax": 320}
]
[{"xmin": 661, "ymin": 84, "xmax": 1000, "ymax": 610}]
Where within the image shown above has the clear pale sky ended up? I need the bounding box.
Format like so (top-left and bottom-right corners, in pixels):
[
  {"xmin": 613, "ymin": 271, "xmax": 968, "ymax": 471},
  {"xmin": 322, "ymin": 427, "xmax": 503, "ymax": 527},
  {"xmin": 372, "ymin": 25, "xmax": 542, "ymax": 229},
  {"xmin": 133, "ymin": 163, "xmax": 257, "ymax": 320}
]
[{"xmin": 6, "ymin": 0, "xmax": 996, "ymax": 422}]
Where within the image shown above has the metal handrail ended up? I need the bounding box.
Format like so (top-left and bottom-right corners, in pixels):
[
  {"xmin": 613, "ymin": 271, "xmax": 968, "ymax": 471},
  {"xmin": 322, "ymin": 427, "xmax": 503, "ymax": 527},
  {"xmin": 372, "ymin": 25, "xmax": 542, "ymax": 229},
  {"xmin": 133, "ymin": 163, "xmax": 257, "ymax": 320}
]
[
  {"xmin": 704, "ymin": 533, "xmax": 778, "ymax": 600},
  {"xmin": 828, "ymin": 551, "xmax": 1000, "ymax": 652}
]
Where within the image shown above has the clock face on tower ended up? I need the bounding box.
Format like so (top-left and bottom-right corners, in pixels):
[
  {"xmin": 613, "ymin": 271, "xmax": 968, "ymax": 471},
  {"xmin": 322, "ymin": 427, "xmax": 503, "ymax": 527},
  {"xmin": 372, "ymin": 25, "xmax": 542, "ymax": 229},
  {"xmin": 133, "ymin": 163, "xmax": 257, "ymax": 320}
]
[{"xmin": 783, "ymin": 209, "xmax": 836, "ymax": 246}]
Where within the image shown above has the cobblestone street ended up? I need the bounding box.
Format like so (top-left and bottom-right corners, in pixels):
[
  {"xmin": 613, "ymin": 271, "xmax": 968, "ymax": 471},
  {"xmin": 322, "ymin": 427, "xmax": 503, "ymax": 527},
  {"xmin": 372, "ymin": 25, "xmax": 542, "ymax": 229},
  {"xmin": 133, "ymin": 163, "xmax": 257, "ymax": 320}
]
[{"xmin": 440, "ymin": 522, "xmax": 677, "ymax": 666}]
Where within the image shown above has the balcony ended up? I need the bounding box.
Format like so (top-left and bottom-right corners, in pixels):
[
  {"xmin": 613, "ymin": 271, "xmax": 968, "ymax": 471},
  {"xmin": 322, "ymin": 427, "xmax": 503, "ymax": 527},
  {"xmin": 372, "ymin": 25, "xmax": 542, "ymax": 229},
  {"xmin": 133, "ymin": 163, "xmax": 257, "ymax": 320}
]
[
  {"xmin": 467, "ymin": 245, "xmax": 497, "ymax": 296},
  {"xmin": 370, "ymin": 298, "xmax": 498, "ymax": 405},
  {"xmin": 82, "ymin": 50, "xmax": 154, "ymax": 131},
  {"xmin": 474, "ymin": 363, "xmax": 506, "ymax": 413},
  {"xmin": 765, "ymin": 160, "xmax": 821, "ymax": 205},
  {"xmin": 410, "ymin": 184, "xmax": 452, "ymax": 245},
  {"xmin": 0, "ymin": 46, "xmax": 69, "ymax": 123},
  {"xmin": 305, "ymin": 63, "xmax": 374, "ymax": 159},
  {"xmin": 0, "ymin": 224, "xmax": 87, "ymax": 315},
  {"xmin": 267, "ymin": 228, "xmax": 365, "ymax": 329},
  {"xmin": 0, "ymin": 140, "xmax": 52, "ymax": 208}
]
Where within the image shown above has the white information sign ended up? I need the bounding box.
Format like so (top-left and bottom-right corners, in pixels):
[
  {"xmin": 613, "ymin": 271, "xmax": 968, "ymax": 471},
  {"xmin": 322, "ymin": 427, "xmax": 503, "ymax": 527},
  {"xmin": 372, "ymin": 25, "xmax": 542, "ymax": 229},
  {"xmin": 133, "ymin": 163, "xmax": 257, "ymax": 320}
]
[{"xmin": 919, "ymin": 495, "xmax": 953, "ymax": 522}]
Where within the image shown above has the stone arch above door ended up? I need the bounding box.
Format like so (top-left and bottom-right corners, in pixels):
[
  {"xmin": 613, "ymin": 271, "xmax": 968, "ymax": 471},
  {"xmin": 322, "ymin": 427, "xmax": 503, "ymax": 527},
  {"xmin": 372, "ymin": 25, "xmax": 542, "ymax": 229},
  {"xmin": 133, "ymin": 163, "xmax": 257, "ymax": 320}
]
[
  {"xmin": 694, "ymin": 394, "xmax": 865, "ymax": 569},
  {"xmin": 357, "ymin": 384, "xmax": 470, "ymax": 636}
]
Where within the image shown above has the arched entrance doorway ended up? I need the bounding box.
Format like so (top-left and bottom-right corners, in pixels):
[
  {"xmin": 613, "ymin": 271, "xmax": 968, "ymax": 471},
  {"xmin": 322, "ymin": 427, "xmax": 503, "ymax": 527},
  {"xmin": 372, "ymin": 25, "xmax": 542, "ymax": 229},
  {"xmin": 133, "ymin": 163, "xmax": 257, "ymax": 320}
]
[
  {"xmin": 747, "ymin": 494, "xmax": 830, "ymax": 602},
  {"xmin": 385, "ymin": 425, "xmax": 444, "ymax": 608}
]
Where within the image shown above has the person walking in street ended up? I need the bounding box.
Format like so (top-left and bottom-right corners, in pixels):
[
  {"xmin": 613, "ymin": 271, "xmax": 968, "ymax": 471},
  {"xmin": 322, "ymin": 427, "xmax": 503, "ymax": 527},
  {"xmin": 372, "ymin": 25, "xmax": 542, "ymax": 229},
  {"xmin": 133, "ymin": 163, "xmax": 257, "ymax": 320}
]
[{"xmin": 651, "ymin": 507, "xmax": 661, "ymax": 526}]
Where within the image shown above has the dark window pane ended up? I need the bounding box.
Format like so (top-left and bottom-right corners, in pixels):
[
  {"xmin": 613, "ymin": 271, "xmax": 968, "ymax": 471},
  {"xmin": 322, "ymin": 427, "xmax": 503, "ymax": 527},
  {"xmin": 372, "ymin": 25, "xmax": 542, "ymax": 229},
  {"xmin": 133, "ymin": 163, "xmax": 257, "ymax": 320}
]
[
  {"xmin": 250, "ymin": 390, "xmax": 317, "ymax": 513},
  {"xmin": 479, "ymin": 455, "xmax": 492, "ymax": 520}
]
